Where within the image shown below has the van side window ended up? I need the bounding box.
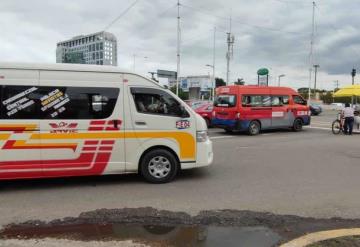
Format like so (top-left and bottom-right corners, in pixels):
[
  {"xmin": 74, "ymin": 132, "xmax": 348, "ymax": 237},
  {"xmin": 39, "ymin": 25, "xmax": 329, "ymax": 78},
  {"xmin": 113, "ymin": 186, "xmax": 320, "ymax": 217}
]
[
  {"xmin": 214, "ymin": 95, "xmax": 236, "ymax": 107},
  {"xmin": 242, "ymin": 95, "xmax": 271, "ymax": 107},
  {"xmin": 0, "ymin": 85, "xmax": 119, "ymax": 119},
  {"xmin": 40, "ymin": 87, "xmax": 119, "ymax": 119},
  {"xmin": 272, "ymin": 96, "xmax": 289, "ymax": 106},
  {"xmin": 131, "ymin": 88, "xmax": 185, "ymax": 117},
  {"xmin": 1, "ymin": 85, "xmax": 41, "ymax": 119},
  {"xmin": 293, "ymin": 95, "xmax": 307, "ymax": 105}
]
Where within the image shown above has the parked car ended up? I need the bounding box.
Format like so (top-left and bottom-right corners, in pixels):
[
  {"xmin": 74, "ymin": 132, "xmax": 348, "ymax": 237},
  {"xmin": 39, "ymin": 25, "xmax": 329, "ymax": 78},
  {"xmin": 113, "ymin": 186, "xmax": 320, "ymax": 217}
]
[
  {"xmin": 193, "ymin": 102, "xmax": 214, "ymax": 127},
  {"xmin": 330, "ymin": 102, "xmax": 344, "ymax": 110},
  {"xmin": 184, "ymin": 100, "xmax": 211, "ymax": 109},
  {"xmin": 309, "ymin": 103, "xmax": 322, "ymax": 116}
]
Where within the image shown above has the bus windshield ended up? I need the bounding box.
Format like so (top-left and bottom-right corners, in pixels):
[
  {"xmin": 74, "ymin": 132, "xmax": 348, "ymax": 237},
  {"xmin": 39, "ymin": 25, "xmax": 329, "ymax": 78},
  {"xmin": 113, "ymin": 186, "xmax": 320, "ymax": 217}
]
[{"xmin": 214, "ymin": 95, "xmax": 236, "ymax": 107}]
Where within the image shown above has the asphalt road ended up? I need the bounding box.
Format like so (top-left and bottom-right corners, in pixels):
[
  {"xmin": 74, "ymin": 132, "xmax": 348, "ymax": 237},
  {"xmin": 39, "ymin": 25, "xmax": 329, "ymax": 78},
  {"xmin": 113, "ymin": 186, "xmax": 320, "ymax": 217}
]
[{"xmin": 1, "ymin": 110, "xmax": 360, "ymax": 228}]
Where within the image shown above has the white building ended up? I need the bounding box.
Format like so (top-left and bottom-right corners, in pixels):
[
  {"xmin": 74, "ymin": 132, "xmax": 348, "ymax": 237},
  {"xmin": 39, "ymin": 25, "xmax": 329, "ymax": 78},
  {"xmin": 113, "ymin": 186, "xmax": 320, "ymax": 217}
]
[
  {"xmin": 169, "ymin": 75, "xmax": 213, "ymax": 100},
  {"xmin": 56, "ymin": 31, "xmax": 117, "ymax": 66}
]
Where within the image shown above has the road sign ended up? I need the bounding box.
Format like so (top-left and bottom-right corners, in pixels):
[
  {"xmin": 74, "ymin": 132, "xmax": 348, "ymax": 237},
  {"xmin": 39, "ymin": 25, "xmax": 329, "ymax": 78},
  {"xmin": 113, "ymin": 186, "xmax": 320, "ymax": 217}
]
[{"xmin": 157, "ymin": 70, "xmax": 177, "ymax": 79}]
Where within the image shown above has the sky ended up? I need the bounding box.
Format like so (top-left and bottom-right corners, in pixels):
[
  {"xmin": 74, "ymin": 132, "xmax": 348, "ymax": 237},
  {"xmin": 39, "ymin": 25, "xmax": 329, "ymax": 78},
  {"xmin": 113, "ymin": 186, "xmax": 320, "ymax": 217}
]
[{"xmin": 1, "ymin": 0, "xmax": 360, "ymax": 90}]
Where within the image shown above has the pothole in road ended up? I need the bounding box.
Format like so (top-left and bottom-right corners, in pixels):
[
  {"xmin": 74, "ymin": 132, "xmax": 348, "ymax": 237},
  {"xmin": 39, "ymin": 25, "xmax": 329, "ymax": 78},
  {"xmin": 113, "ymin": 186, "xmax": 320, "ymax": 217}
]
[
  {"xmin": 0, "ymin": 223, "xmax": 281, "ymax": 247},
  {"xmin": 2, "ymin": 207, "xmax": 360, "ymax": 247}
]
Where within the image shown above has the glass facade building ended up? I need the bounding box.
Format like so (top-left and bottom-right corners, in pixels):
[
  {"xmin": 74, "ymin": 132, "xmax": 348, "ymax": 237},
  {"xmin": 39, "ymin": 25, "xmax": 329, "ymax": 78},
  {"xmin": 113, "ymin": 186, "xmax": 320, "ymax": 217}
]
[{"xmin": 56, "ymin": 31, "xmax": 117, "ymax": 66}]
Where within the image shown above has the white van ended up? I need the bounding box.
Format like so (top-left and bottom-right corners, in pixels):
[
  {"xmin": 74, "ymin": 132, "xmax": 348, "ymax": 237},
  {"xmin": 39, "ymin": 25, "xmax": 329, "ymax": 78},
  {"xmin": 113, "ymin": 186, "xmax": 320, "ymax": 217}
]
[{"xmin": 0, "ymin": 63, "xmax": 213, "ymax": 183}]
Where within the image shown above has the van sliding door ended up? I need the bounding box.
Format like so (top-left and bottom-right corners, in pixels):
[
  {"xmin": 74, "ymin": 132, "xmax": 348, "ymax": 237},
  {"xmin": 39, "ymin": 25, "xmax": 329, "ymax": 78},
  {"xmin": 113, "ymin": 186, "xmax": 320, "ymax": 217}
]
[{"xmin": 38, "ymin": 70, "xmax": 125, "ymax": 177}]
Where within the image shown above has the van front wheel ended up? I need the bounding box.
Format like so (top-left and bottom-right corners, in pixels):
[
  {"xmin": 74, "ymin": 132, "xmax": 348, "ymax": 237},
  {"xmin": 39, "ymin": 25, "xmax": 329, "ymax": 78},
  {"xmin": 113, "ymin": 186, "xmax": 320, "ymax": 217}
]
[
  {"xmin": 292, "ymin": 118, "xmax": 303, "ymax": 132},
  {"xmin": 140, "ymin": 149, "xmax": 179, "ymax": 183}
]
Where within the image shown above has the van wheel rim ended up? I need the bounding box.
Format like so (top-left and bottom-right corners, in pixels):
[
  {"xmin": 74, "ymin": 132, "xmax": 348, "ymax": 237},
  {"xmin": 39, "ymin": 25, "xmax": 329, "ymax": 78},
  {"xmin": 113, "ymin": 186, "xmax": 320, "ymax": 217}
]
[
  {"xmin": 148, "ymin": 156, "xmax": 171, "ymax": 179},
  {"xmin": 250, "ymin": 123, "xmax": 258, "ymax": 134}
]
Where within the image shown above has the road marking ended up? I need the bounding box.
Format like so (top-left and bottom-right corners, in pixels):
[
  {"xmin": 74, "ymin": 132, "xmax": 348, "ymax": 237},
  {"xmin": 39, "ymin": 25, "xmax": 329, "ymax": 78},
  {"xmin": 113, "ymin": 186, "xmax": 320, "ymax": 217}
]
[
  {"xmin": 280, "ymin": 228, "xmax": 360, "ymax": 247},
  {"xmin": 311, "ymin": 121, "xmax": 333, "ymax": 124},
  {"xmin": 210, "ymin": 136, "xmax": 234, "ymax": 140},
  {"xmin": 306, "ymin": 126, "xmax": 331, "ymax": 130}
]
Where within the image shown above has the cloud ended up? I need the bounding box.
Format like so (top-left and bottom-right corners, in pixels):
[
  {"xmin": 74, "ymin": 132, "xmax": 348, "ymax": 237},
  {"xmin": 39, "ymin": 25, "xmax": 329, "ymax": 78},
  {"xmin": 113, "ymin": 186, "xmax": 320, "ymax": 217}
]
[{"xmin": 0, "ymin": 0, "xmax": 359, "ymax": 90}]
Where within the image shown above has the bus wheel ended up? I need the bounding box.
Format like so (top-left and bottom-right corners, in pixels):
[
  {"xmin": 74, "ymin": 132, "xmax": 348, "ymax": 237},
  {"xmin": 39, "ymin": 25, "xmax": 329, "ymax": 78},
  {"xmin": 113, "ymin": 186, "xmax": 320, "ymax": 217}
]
[
  {"xmin": 292, "ymin": 118, "xmax": 303, "ymax": 132},
  {"xmin": 140, "ymin": 149, "xmax": 179, "ymax": 184},
  {"xmin": 248, "ymin": 121, "xmax": 260, "ymax": 135}
]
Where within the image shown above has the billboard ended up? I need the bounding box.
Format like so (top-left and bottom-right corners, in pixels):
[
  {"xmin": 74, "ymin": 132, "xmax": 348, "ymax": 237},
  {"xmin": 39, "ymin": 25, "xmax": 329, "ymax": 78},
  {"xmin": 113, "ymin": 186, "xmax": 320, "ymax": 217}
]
[{"xmin": 157, "ymin": 70, "xmax": 177, "ymax": 79}]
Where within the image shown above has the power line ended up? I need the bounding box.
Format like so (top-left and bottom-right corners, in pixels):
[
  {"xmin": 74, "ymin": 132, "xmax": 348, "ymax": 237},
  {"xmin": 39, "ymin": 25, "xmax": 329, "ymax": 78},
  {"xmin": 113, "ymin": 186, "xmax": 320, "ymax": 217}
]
[
  {"xmin": 180, "ymin": 3, "xmax": 306, "ymax": 35},
  {"xmin": 104, "ymin": 0, "xmax": 141, "ymax": 31}
]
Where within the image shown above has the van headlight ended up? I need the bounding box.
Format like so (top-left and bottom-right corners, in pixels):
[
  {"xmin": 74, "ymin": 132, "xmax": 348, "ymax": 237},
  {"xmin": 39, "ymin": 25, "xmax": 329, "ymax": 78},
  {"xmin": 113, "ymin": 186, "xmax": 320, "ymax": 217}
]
[{"xmin": 197, "ymin": 131, "xmax": 209, "ymax": 142}]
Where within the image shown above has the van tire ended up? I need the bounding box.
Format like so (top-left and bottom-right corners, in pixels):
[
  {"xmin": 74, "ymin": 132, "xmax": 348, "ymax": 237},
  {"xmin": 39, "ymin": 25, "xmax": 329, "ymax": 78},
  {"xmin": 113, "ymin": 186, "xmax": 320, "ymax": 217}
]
[
  {"xmin": 248, "ymin": 121, "xmax": 261, "ymax": 135},
  {"xmin": 225, "ymin": 128, "xmax": 233, "ymax": 134},
  {"xmin": 140, "ymin": 149, "xmax": 179, "ymax": 184},
  {"xmin": 204, "ymin": 118, "xmax": 211, "ymax": 128},
  {"xmin": 292, "ymin": 118, "xmax": 303, "ymax": 132}
]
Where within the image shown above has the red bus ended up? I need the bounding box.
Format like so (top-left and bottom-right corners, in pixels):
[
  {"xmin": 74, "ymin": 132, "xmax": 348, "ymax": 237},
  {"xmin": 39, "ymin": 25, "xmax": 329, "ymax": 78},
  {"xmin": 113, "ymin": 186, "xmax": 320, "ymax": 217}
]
[{"xmin": 212, "ymin": 85, "xmax": 310, "ymax": 135}]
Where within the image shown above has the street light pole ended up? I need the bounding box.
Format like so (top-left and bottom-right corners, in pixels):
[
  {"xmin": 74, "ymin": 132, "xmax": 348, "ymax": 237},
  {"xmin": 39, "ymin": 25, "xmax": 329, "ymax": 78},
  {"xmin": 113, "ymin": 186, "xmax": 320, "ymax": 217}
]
[
  {"xmin": 176, "ymin": 0, "xmax": 181, "ymax": 96},
  {"xmin": 206, "ymin": 64, "xmax": 215, "ymax": 100},
  {"xmin": 212, "ymin": 27, "xmax": 216, "ymax": 101},
  {"xmin": 278, "ymin": 74, "xmax": 285, "ymax": 87}
]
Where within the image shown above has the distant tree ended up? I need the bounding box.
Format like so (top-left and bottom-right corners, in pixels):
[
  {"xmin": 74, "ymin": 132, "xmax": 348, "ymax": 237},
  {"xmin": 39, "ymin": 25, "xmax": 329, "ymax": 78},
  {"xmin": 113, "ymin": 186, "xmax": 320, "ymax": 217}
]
[
  {"xmin": 234, "ymin": 78, "xmax": 245, "ymax": 85},
  {"xmin": 170, "ymin": 86, "xmax": 188, "ymax": 100},
  {"xmin": 215, "ymin": 77, "xmax": 226, "ymax": 88}
]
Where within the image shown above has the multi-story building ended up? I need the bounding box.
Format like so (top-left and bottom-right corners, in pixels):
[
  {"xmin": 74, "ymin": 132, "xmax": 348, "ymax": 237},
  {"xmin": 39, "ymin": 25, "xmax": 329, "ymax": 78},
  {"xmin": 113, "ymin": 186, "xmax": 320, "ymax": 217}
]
[{"xmin": 56, "ymin": 31, "xmax": 117, "ymax": 66}]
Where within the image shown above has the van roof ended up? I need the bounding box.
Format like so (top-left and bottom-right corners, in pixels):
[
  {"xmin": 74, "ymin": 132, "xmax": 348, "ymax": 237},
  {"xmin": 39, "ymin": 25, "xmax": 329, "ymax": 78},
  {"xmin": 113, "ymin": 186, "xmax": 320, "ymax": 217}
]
[
  {"xmin": 0, "ymin": 62, "xmax": 132, "ymax": 74},
  {"xmin": 216, "ymin": 85, "xmax": 297, "ymax": 94},
  {"xmin": 218, "ymin": 85, "xmax": 295, "ymax": 91},
  {"xmin": 0, "ymin": 62, "xmax": 164, "ymax": 87}
]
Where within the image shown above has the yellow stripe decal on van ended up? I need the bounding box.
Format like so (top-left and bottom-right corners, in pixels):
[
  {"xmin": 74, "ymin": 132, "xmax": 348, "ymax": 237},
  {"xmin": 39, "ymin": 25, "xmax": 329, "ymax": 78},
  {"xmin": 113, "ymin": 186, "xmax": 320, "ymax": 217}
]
[
  {"xmin": 0, "ymin": 134, "xmax": 11, "ymax": 140},
  {"xmin": 30, "ymin": 132, "xmax": 195, "ymax": 160}
]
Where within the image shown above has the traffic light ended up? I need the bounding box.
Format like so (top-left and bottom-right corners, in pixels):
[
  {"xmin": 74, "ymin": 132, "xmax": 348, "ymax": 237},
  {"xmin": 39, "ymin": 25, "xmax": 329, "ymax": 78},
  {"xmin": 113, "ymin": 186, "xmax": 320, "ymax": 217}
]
[{"xmin": 351, "ymin": 68, "xmax": 356, "ymax": 77}]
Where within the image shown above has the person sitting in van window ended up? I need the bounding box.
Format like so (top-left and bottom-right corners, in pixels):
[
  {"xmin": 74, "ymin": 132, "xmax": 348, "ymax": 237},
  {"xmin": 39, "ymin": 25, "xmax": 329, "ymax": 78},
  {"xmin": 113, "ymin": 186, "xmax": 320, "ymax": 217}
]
[
  {"xmin": 134, "ymin": 95, "xmax": 147, "ymax": 113},
  {"xmin": 342, "ymin": 103, "xmax": 355, "ymax": 135}
]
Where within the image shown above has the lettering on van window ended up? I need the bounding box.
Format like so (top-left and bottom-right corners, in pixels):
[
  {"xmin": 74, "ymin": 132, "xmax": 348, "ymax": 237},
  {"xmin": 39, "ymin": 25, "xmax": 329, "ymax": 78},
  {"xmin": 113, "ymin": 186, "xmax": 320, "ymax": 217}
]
[
  {"xmin": 2, "ymin": 87, "xmax": 38, "ymax": 117},
  {"xmin": 40, "ymin": 89, "xmax": 70, "ymax": 118}
]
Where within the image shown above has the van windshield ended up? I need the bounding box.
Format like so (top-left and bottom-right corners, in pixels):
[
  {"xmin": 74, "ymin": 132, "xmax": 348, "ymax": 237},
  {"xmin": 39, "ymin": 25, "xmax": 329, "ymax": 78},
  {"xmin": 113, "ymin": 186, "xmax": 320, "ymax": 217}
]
[{"xmin": 214, "ymin": 95, "xmax": 236, "ymax": 107}]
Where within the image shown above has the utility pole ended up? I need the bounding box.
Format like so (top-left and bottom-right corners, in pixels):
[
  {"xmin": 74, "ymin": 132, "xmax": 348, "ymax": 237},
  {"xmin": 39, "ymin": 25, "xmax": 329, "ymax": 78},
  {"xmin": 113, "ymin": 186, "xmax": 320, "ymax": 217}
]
[
  {"xmin": 308, "ymin": 1, "xmax": 316, "ymax": 104},
  {"xmin": 313, "ymin": 64, "xmax": 319, "ymax": 91},
  {"xmin": 133, "ymin": 54, "xmax": 136, "ymax": 72},
  {"xmin": 212, "ymin": 27, "xmax": 216, "ymax": 100},
  {"xmin": 333, "ymin": 80, "xmax": 339, "ymax": 103},
  {"xmin": 351, "ymin": 68, "xmax": 356, "ymax": 105},
  {"xmin": 313, "ymin": 64, "xmax": 320, "ymax": 99},
  {"xmin": 176, "ymin": 0, "xmax": 181, "ymax": 96},
  {"xmin": 226, "ymin": 17, "xmax": 234, "ymax": 85}
]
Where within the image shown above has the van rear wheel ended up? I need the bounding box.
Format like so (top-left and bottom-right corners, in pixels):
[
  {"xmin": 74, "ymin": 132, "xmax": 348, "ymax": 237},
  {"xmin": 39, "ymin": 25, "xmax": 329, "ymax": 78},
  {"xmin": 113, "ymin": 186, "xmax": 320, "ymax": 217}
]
[
  {"xmin": 248, "ymin": 121, "xmax": 260, "ymax": 135},
  {"xmin": 140, "ymin": 149, "xmax": 179, "ymax": 183}
]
